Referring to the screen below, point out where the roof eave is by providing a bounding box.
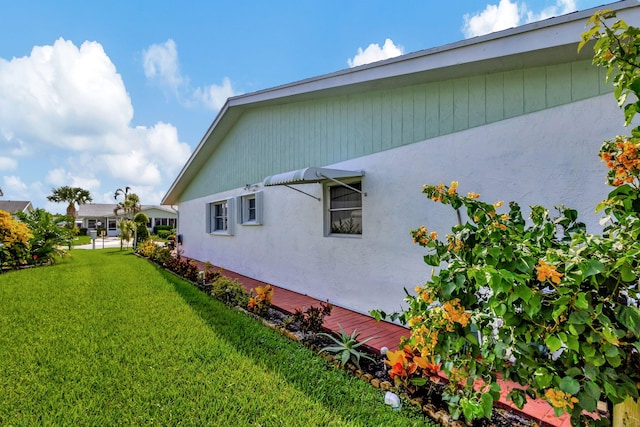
[161,0,639,206]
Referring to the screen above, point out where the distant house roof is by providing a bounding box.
[0,200,33,214]
[77,204,177,218]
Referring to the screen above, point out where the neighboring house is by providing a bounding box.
[77,204,177,237]
[0,201,34,217]
[162,1,640,316]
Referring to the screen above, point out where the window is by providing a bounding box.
[88,219,97,229]
[238,191,263,225]
[327,181,362,235]
[108,219,117,230]
[207,198,234,235]
[154,218,177,228]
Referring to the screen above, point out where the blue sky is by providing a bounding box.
[0,0,612,213]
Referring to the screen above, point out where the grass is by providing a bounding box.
[0,250,433,426]
[70,235,91,245]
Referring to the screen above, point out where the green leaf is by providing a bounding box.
[565,335,579,352]
[615,305,640,338]
[569,310,591,325]
[545,335,563,352]
[552,305,568,321]
[411,377,428,386]
[620,262,637,282]
[574,292,589,310]
[578,393,597,412]
[494,303,507,316]
[506,389,527,409]
[524,292,542,317]
[534,368,553,389]
[423,254,440,266]
[481,393,493,419]
[559,376,580,395]
[581,259,605,278]
[514,285,533,303]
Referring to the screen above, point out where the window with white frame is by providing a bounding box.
[238,191,263,225]
[327,181,362,235]
[207,198,234,235]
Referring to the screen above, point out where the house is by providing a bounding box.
[0,201,34,217]
[76,204,177,237]
[162,1,639,316]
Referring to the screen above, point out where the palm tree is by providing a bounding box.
[113,186,141,219]
[47,186,92,221]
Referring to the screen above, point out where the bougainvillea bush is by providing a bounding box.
[372,11,640,427]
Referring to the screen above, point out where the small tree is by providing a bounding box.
[117,219,135,250]
[133,212,150,246]
[47,186,92,221]
[113,187,141,219]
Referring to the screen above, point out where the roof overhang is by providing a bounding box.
[160,0,640,206]
[263,167,364,186]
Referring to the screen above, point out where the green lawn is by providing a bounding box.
[0,250,431,426]
[70,235,91,245]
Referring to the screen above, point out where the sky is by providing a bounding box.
[0,0,615,213]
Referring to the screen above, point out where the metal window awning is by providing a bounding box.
[263,167,365,200]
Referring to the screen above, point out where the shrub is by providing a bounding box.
[157,230,172,239]
[371,12,640,426]
[153,246,173,265]
[137,240,157,258]
[79,227,88,236]
[165,256,200,282]
[291,302,333,335]
[247,284,274,317]
[136,223,150,244]
[16,208,73,265]
[319,324,375,370]
[153,225,173,235]
[210,275,250,307]
[0,209,32,268]
[202,262,221,284]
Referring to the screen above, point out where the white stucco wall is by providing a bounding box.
[177,94,628,316]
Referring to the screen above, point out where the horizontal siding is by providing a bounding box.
[181,59,610,202]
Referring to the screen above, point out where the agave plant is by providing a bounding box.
[319,324,375,369]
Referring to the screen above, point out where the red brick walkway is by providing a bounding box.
[189,258,571,427]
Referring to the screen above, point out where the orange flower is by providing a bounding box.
[448,181,458,196]
[545,388,579,410]
[536,260,563,284]
[467,192,480,199]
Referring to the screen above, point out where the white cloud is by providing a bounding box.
[3,175,28,194]
[142,39,185,94]
[193,77,236,110]
[0,157,17,171]
[0,38,133,152]
[526,0,576,22]
[348,39,404,68]
[143,39,239,111]
[462,0,579,38]
[45,168,101,192]
[0,38,193,209]
[462,0,521,38]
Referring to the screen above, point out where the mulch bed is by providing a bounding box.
[258,306,536,427]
